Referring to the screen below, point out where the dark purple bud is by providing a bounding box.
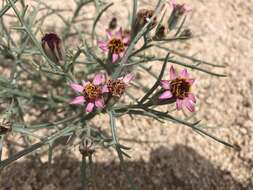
[108,17,117,30]
[155,25,166,39]
[41,33,65,64]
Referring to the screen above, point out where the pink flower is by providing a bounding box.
[106,73,134,97]
[98,27,130,63]
[159,66,196,112]
[69,74,108,113]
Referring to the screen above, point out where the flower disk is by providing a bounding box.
[84,83,102,101]
[170,78,191,99]
[108,38,125,54]
[107,79,126,97]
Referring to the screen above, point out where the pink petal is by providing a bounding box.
[187,79,195,85]
[95,98,105,109]
[160,80,170,90]
[188,93,196,103]
[170,66,177,80]
[123,73,134,84]
[70,83,84,93]
[82,80,89,87]
[159,91,173,100]
[119,52,124,58]
[184,5,192,12]
[180,69,189,78]
[176,99,183,110]
[115,27,123,39]
[98,40,108,52]
[102,85,109,93]
[168,0,177,8]
[70,96,85,105]
[86,102,94,112]
[123,36,130,45]
[106,30,112,39]
[93,73,104,85]
[112,54,119,63]
[184,98,195,112]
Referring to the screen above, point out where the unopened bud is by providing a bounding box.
[167,3,189,30]
[155,25,166,39]
[41,33,65,64]
[133,9,157,35]
[79,138,95,157]
[108,17,117,30]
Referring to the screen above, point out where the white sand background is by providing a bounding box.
[1,0,253,189]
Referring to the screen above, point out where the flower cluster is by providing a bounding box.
[70,73,134,112]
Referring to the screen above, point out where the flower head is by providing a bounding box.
[70,74,108,113]
[159,66,196,112]
[41,33,65,64]
[98,28,130,63]
[106,73,134,97]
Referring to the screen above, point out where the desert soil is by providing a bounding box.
[0,0,253,189]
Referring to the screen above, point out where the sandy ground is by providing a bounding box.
[1,0,253,189]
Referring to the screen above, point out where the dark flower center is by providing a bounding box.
[108,38,125,54]
[42,33,61,50]
[84,83,101,101]
[107,79,126,97]
[170,78,191,99]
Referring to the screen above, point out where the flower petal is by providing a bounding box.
[168,0,177,8]
[82,80,90,87]
[160,80,170,90]
[95,98,105,109]
[188,93,196,103]
[180,69,189,78]
[98,40,108,52]
[185,98,195,112]
[93,73,105,85]
[159,91,173,100]
[123,73,134,84]
[70,96,85,105]
[187,79,195,85]
[123,36,130,45]
[86,102,94,112]
[184,5,192,12]
[102,85,109,93]
[170,66,177,80]
[112,53,119,63]
[115,27,123,39]
[176,99,183,110]
[70,83,84,93]
[119,52,124,58]
[106,30,112,39]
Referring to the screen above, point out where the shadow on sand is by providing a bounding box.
[0,144,251,190]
